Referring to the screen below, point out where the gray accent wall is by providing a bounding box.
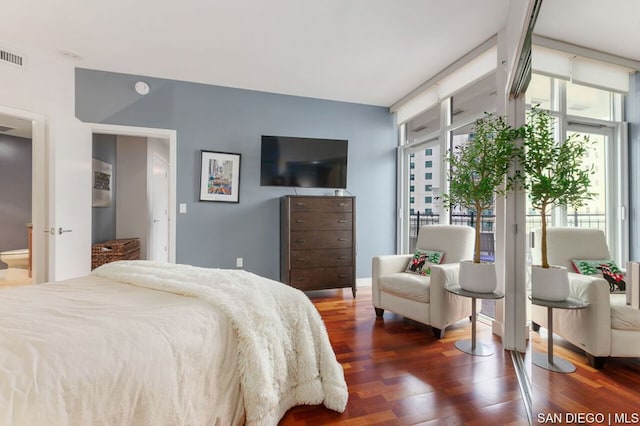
[628,71,640,260]
[0,134,32,265]
[92,133,117,244]
[76,69,397,280]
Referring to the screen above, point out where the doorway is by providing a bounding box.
[0,105,46,284]
[89,123,177,264]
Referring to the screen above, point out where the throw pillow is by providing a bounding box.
[571,259,626,293]
[405,250,444,276]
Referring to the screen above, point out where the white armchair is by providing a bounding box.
[531,227,640,368]
[372,225,475,339]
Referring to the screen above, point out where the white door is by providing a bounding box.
[150,152,169,262]
[48,118,92,280]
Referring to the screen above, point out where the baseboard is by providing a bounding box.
[357,277,372,287]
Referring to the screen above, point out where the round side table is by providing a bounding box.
[529,296,589,373]
[446,286,504,356]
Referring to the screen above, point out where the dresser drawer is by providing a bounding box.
[290,267,353,290]
[290,212,352,231]
[290,248,352,268]
[290,230,352,250]
[289,197,352,212]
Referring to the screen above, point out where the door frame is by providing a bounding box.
[88,123,177,263]
[0,104,47,283]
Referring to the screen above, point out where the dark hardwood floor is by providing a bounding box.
[280,286,529,425]
[530,329,640,425]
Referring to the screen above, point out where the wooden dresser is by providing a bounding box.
[280,195,356,297]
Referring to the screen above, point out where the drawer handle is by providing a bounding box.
[296,277,306,281]
[295,239,306,243]
[296,220,305,223]
[296,202,305,207]
[338,274,347,278]
[337,238,347,241]
[296,258,306,262]
[337,256,347,260]
[338,203,346,207]
[337,219,347,223]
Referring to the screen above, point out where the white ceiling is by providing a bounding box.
[535,0,640,63]
[1,0,510,107]
[1,0,639,141]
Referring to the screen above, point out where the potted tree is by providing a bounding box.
[441,112,520,293]
[521,106,595,301]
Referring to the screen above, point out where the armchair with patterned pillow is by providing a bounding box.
[531,227,640,368]
[372,225,475,339]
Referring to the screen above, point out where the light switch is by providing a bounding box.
[179,203,187,213]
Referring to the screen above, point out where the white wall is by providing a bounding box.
[0,47,90,282]
[0,49,75,116]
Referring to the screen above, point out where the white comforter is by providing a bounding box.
[0,261,348,426]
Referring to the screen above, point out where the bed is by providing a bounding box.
[0,261,348,425]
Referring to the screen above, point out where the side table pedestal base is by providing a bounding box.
[532,351,576,373]
[454,339,494,356]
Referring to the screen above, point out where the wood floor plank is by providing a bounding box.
[281,286,640,425]
[531,329,640,423]
[279,286,529,425]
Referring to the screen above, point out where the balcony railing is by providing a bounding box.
[409,211,606,255]
[409,212,495,239]
[409,212,495,258]
[410,211,605,238]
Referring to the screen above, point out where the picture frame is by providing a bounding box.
[199,150,241,203]
[92,158,113,207]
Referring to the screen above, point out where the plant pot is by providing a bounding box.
[459,260,497,293]
[531,264,570,301]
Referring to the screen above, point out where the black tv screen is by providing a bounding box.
[260,135,348,189]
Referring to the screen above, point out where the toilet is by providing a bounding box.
[0,248,29,270]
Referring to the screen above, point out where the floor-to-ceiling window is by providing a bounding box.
[400,73,499,317]
[524,72,628,265]
[404,140,440,253]
[401,104,441,254]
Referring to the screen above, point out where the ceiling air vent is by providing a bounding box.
[0,47,25,68]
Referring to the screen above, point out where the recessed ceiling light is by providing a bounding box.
[60,50,83,60]
[135,81,150,95]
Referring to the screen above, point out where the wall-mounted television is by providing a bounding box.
[260,135,348,189]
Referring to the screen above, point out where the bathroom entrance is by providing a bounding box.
[0,112,35,287]
[0,108,177,285]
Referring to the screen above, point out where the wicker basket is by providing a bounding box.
[91,238,140,270]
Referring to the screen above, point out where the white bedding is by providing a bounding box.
[0,261,348,425]
[0,274,244,425]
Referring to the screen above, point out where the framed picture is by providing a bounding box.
[92,159,113,207]
[199,150,241,203]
